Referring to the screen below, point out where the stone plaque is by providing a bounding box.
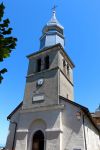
[33,95,44,102]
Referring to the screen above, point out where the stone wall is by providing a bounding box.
[61,103,84,150]
[23,68,59,109]
[84,115,100,150]
[61,102,100,150]
[59,71,74,101]
[14,107,62,150]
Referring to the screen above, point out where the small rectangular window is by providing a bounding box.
[37,58,41,72]
[44,56,49,69]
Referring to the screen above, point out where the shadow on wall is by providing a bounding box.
[62,103,82,134]
[46,131,60,140]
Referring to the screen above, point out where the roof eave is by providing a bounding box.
[59,96,100,133]
[26,43,75,68]
[7,102,23,120]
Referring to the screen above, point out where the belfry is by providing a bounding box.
[6,8,100,150]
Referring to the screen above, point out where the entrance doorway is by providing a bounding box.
[32,130,44,150]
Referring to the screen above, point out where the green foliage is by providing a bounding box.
[0,3,17,83]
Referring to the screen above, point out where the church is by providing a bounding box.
[5,8,100,150]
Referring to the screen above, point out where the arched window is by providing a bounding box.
[67,64,70,77]
[32,130,44,150]
[44,56,49,69]
[63,59,66,74]
[37,58,41,72]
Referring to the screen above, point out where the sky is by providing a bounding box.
[0,0,100,146]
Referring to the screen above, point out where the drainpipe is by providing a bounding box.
[10,121,17,150]
[82,115,87,150]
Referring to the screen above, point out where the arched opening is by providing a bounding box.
[32,130,44,150]
[44,55,49,69]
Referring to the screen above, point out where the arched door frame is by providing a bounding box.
[27,119,46,150]
[28,129,46,150]
[32,130,45,150]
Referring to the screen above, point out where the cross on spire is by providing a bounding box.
[52,5,57,13]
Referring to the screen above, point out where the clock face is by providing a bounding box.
[37,79,44,86]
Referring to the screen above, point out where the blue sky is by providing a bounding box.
[0,0,100,146]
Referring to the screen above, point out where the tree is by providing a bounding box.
[0,3,17,83]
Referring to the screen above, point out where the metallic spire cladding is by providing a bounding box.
[40,8,65,49]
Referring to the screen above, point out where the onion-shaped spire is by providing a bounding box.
[47,5,64,30]
[40,6,65,49]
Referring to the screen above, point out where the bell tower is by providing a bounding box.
[6,7,100,150]
[22,9,74,109]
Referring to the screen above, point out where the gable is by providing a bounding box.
[7,102,22,120]
[59,95,100,133]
